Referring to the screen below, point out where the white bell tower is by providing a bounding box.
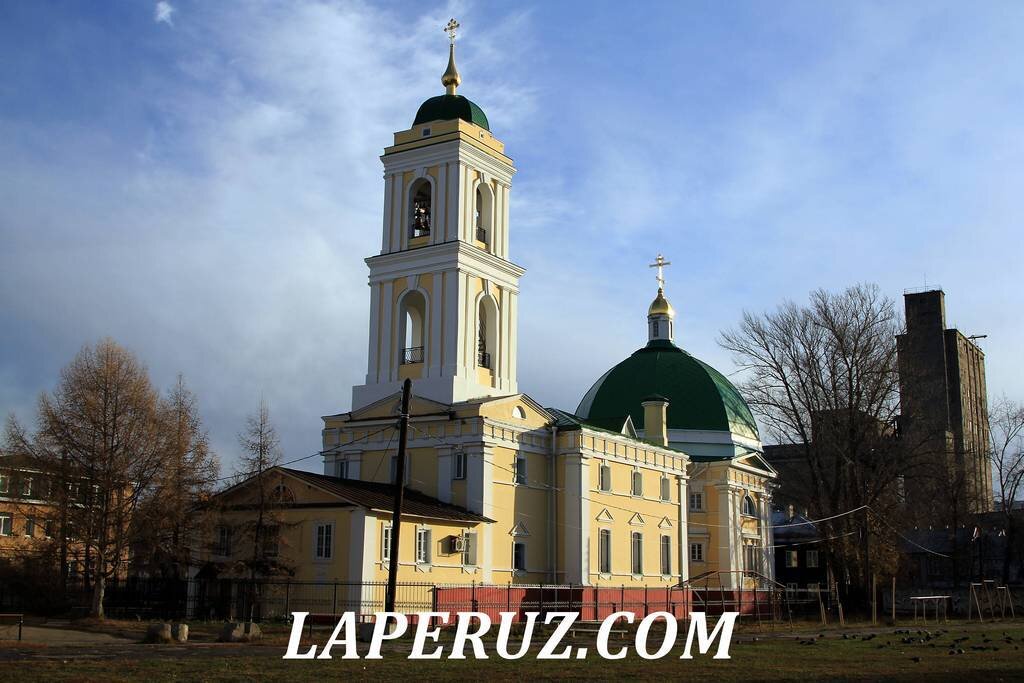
[352,20,523,410]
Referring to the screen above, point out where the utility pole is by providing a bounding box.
[385,378,412,614]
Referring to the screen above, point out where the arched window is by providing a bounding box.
[399,290,427,364]
[409,179,432,238]
[477,296,497,370]
[512,406,526,419]
[474,184,492,247]
[269,485,294,504]
[742,495,757,517]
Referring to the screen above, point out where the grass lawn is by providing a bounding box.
[4,619,1024,681]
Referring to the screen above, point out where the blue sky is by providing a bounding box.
[2,1,1022,474]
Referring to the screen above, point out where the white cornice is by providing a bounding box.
[366,240,525,290]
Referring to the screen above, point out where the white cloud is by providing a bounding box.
[155,1,175,26]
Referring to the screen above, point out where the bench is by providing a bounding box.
[0,613,24,642]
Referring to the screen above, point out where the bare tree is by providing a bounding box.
[720,284,911,603]
[234,398,285,579]
[37,339,166,618]
[988,396,1024,583]
[134,375,220,578]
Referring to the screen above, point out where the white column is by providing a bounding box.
[501,184,511,257]
[498,286,510,391]
[379,280,394,383]
[392,175,405,252]
[507,291,518,392]
[381,174,395,253]
[716,484,739,589]
[759,493,773,580]
[676,475,689,583]
[435,163,448,244]
[563,454,590,584]
[428,271,444,377]
[466,446,494,582]
[442,269,460,378]
[366,283,381,383]
[447,162,459,242]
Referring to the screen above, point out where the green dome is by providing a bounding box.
[413,94,490,130]
[576,340,759,440]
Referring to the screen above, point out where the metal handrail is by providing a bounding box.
[402,346,424,364]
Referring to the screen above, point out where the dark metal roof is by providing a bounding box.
[413,94,489,130]
[281,468,494,524]
[576,339,759,440]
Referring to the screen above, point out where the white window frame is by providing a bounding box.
[381,524,392,563]
[314,522,334,561]
[336,459,349,479]
[660,476,671,502]
[660,535,672,576]
[806,549,819,568]
[689,492,703,511]
[24,517,35,538]
[599,528,612,574]
[742,495,757,517]
[0,474,8,494]
[22,476,33,497]
[452,451,466,480]
[631,531,643,576]
[785,550,798,568]
[512,540,527,573]
[689,542,704,563]
[0,514,13,536]
[599,463,611,492]
[415,527,432,565]
[514,455,527,485]
[631,470,643,497]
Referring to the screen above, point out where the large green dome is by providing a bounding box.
[576,339,759,440]
[413,94,490,130]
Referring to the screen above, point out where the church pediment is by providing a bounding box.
[344,392,452,422]
[620,415,638,438]
[595,508,614,523]
[658,516,673,529]
[734,452,777,477]
[628,512,646,526]
[509,521,531,537]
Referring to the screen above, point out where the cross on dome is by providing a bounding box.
[445,18,460,43]
[649,253,672,291]
[441,18,462,94]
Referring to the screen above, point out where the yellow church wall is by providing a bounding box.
[365,512,488,583]
[586,454,680,586]
[486,443,550,584]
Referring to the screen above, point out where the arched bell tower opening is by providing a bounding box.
[398,289,428,366]
[477,295,498,376]
[474,183,493,249]
[409,178,433,239]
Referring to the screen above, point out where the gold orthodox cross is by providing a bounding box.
[445,18,460,44]
[649,254,672,290]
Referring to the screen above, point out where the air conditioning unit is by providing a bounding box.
[449,536,466,553]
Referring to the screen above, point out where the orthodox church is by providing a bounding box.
[207,22,776,591]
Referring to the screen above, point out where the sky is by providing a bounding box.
[2,1,1023,476]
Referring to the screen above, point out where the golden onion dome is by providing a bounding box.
[648,288,674,317]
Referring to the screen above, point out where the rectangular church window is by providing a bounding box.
[599,529,612,574]
[599,464,611,491]
[631,532,643,576]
